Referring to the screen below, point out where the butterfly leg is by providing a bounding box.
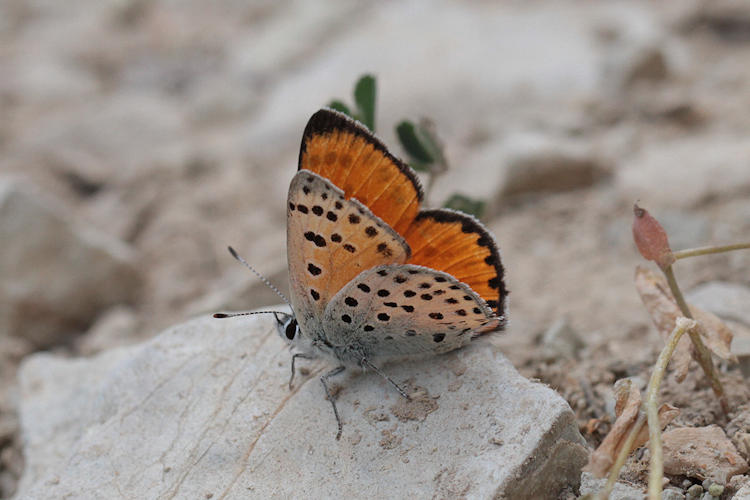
[361,358,411,401]
[320,365,346,440]
[289,353,314,390]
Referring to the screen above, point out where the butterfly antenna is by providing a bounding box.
[213,310,290,319]
[226,246,290,305]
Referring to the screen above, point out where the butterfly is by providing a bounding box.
[218,109,507,439]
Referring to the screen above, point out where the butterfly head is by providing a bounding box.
[273,312,299,343]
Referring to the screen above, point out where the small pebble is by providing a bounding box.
[707,483,723,497]
[662,488,685,500]
[686,484,703,499]
[701,479,713,490]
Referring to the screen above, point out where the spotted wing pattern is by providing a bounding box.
[323,264,504,358]
[287,170,410,338]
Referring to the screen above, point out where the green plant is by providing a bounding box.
[328,75,485,218]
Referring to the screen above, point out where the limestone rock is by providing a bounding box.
[687,282,750,327]
[498,133,611,200]
[0,178,140,347]
[662,425,749,483]
[15,314,588,499]
[579,471,646,499]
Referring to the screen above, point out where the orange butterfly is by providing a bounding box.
[220,109,507,439]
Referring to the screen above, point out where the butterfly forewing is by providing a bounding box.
[323,264,503,358]
[299,109,423,236]
[287,170,410,337]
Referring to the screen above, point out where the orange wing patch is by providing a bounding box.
[404,209,506,316]
[299,109,423,236]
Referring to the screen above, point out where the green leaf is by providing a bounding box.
[328,100,352,117]
[443,194,486,218]
[353,75,376,131]
[396,121,435,164]
[414,121,445,166]
[408,160,431,173]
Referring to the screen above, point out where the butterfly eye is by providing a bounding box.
[285,319,298,340]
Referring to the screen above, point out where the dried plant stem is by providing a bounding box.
[662,265,729,414]
[596,414,647,500]
[672,242,750,260]
[645,318,696,499]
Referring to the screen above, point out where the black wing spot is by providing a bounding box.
[404,290,416,297]
[429,312,444,320]
[313,235,326,247]
[307,263,322,276]
[348,214,361,224]
[376,243,392,257]
[345,297,358,307]
[377,269,388,276]
[406,330,417,337]
[341,314,352,324]
[343,244,356,253]
[433,289,445,296]
[434,276,447,283]
[384,335,394,340]
[326,211,338,222]
[365,226,377,237]
[384,302,397,308]
[289,203,296,211]
[377,313,390,322]
[394,275,407,284]
[401,305,414,312]
[303,186,310,195]
[420,293,433,301]
[377,289,390,297]
[446,298,459,304]
[297,204,309,214]
[335,201,343,210]
[473,307,481,314]
[331,233,342,243]
[455,309,467,316]
[407,270,419,275]
[433,333,445,343]
[357,283,371,293]
[304,231,315,241]
[321,192,328,200]
[419,282,431,289]
[312,205,323,216]
[449,285,461,290]
[310,289,320,301]
[364,325,374,332]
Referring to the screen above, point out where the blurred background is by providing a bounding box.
[2,1,750,497]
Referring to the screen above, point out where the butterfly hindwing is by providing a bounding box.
[404,209,507,317]
[287,170,410,337]
[323,264,503,358]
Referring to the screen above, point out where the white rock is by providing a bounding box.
[15,314,588,499]
[616,134,750,208]
[579,471,646,499]
[686,282,750,327]
[0,178,140,347]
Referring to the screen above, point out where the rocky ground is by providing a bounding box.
[1,1,750,498]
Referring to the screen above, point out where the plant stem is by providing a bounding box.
[662,265,730,414]
[673,242,750,260]
[596,414,647,500]
[645,318,696,499]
